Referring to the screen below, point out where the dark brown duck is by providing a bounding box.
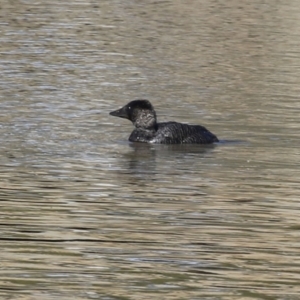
[110,99,219,144]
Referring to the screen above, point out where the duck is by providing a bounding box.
[109,99,218,144]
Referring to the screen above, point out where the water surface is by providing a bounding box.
[1,0,300,299]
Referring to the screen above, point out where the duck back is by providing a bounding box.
[129,122,218,144]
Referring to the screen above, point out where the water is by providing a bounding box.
[1,0,300,299]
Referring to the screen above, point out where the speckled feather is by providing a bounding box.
[129,122,218,144]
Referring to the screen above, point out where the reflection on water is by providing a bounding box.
[1,0,300,299]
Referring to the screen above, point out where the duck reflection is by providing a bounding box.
[122,142,216,181]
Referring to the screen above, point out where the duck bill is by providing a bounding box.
[109,107,128,119]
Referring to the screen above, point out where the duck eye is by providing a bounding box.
[128,106,131,110]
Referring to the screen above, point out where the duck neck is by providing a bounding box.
[134,111,157,131]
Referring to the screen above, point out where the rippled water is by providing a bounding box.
[1,0,300,299]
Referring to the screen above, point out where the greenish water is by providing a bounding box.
[1,0,300,299]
